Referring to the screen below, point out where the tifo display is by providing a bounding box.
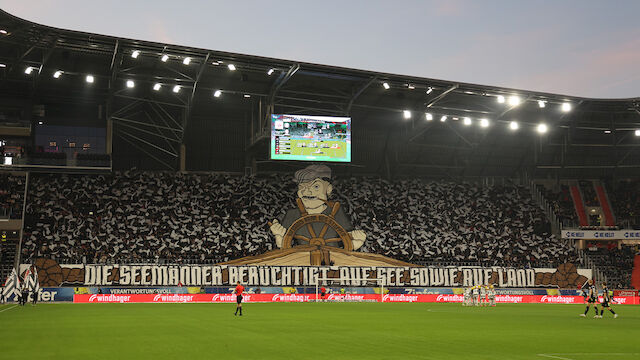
[270,114,351,162]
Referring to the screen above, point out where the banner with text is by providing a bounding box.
[73,293,640,305]
[562,230,640,240]
[27,261,591,289]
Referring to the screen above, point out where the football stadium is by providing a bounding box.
[1,3,640,359]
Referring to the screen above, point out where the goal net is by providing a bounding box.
[314,276,385,302]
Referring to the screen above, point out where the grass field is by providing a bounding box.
[289,139,347,159]
[1,303,639,359]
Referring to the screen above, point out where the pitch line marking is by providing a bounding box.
[537,354,573,360]
[538,354,640,359]
[0,305,18,313]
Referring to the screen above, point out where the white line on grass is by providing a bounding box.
[538,354,640,359]
[538,354,573,360]
[0,305,18,313]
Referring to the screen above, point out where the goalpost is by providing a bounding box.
[314,276,385,302]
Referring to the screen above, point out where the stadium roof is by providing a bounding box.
[1,9,639,179]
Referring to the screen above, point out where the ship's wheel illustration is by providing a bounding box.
[275,199,353,265]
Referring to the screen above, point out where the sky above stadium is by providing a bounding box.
[3,0,639,99]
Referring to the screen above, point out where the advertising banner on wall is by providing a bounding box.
[561,230,640,240]
[73,293,640,305]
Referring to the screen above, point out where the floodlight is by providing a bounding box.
[214,90,222,97]
[425,113,433,121]
[53,70,63,78]
[497,95,505,103]
[126,80,135,88]
[131,50,140,58]
[228,64,236,71]
[403,110,411,119]
[183,57,191,65]
[463,117,472,126]
[153,83,161,91]
[86,75,94,83]
[509,121,519,130]
[173,85,180,93]
[561,102,571,112]
[382,82,390,89]
[508,96,521,106]
[480,118,490,128]
[537,123,548,133]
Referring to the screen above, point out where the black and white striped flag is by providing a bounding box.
[1,268,21,301]
[25,267,40,294]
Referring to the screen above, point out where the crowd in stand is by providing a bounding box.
[609,180,640,228]
[585,243,637,289]
[21,172,579,269]
[0,173,25,219]
[579,180,600,207]
[538,185,578,227]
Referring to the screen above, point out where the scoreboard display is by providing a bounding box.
[270,114,351,162]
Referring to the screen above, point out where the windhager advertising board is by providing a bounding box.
[74,293,640,304]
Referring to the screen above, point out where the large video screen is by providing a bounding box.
[270,114,351,162]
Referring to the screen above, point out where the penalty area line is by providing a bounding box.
[0,305,19,313]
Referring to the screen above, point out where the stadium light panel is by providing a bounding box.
[382,82,390,89]
[635,129,640,137]
[403,110,411,119]
[267,68,275,75]
[86,75,94,83]
[213,90,222,97]
[497,95,505,103]
[463,117,472,126]
[38,121,43,125]
[508,96,521,106]
[183,57,191,65]
[0,63,6,68]
[153,83,161,91]
[126,80,135,88]
[53,70,63,79]
[131,50,140,58]
[440,115,447,122]
[172,85,180,93]
[407,84,415,90]
[509,121,519,130]
[561,102,571,112]
[426,87,433,94]
[425,113,433,121]
[537,123,548,134]
[244,94,251,98]
[161,54,169,62]
[604,130,611,134]
[479,118,490,128]
[228,64,236,71]
[24,66,33,74]
[0,29,7,35]
[538,100,546,108]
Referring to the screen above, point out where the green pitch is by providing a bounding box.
[288,139,347,159]
[1,303,639,359]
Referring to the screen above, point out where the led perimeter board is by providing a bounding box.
[270,114,351,162]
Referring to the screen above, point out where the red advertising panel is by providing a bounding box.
[73,294,640,304]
